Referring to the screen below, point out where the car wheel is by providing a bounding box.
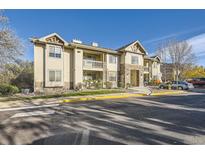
[159,85,163,89]
[178,86,183,90]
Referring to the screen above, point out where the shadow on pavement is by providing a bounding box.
[31,131,124,145]
[0,93,205,144]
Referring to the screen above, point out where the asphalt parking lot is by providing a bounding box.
[0,91,205,145]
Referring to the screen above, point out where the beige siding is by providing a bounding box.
[125,52,143,66]
[106,54,119,71]
[64,48,73,88]
[34,44,45,91]
[73,49,83,87]
[106,54,119,87]
[45,44,64,87]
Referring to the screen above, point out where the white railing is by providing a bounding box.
[144,66,149,72]
[83,59,103,69]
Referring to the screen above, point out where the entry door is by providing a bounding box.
[130,70,139,87]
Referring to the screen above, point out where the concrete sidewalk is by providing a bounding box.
[0,90,187,110]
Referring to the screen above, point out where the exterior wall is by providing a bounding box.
[120,52,144,87]
[34,43,45,92]
[73,49,83,88]
[64,48,72,89]
[106,54,119,87]
[45,44,64,88]
[151,61,162,81]
[124,52,144,66]
[144,59,162,82]
[34,43,74,93]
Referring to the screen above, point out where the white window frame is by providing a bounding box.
[153,62,157,68]
[109,55,117,64]
[49,45,62,58]
[49,70,62,82]
[131,56,139,64]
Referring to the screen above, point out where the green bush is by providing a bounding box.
[119,82,125,88]
[94,80,103,89]
[0,84,19,96]
[126,83,131,89]
[104,81,113,89]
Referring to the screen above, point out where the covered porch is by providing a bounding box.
[130,70,140,87]
[83,70,103,81]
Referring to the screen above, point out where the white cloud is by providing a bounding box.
[187,33,205,66]
[143,26,205,45]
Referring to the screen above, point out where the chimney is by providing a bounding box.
[72,39,82,44]
[91,42,98,47]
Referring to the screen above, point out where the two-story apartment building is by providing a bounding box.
[31,33,161,93]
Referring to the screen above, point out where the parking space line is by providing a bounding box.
[0,104,59,112]
[10,110,55,118]
[80,129,90,145]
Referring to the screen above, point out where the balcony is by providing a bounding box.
[144,66,150,73]
[83,59,103,70]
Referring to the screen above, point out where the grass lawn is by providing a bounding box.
[0,89,126,102]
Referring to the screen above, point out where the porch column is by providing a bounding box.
[103,53,107,87]
[73,48,83,88]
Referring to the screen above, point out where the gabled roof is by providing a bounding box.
[150,55,161,62]
[145,55,161,63]
[30,33,68,45]
[117,40,148,55]
[39,33,68,44]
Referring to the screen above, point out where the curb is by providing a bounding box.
[151,91,186,96]
[61,91,186,103]
[62,93,146,103]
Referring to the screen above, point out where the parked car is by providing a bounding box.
[159,81,194,90]
[187,78,205,87]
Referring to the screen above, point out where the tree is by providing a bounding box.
[0,10,24,69]
[157,42,170,82]
[157,39,196,82]
[181,66,205,79]
[0,60,34,91]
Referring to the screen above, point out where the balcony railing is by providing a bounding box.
[83,59,103,69]
[144,66,149,72]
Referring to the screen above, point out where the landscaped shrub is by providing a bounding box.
[83,80,103,89]
[125,83,131,89]
[83,80,92,89]
[119,82,125,88]
[94,80,103,89]
[75,82,84,91]
[104,81,113,89]
[0,84,19,96]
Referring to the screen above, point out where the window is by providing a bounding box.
[153,62,157,68]
[49,45,62,58]
[49,71,55,82]
[49,70,62,82]
[55,71,62,82]
[109,55,117,64]
[108,72,117,81]
[131,56,138,64]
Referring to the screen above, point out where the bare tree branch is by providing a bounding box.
[156,39,196,81]
[0,10,24,70]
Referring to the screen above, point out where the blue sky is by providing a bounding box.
[5,9,205,66]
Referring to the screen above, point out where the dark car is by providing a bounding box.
[187,78,205,87]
